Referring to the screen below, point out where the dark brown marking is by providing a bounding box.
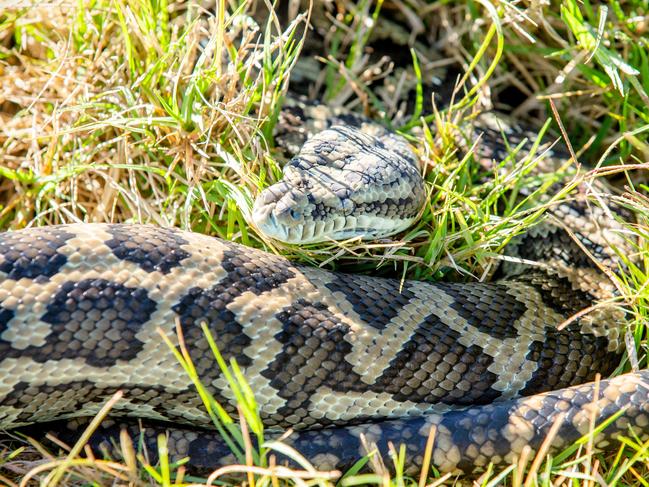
[262,299,365,427]
[105,225,191,274]
[375,311,502,405]
[0,227,74,281]
[513,271,597,318]
[172,246,296,383]
[325,274,415,331]
[0,279,156,366]
[510,226,606,270]
[438,282,527,340]
[521,324,618,395]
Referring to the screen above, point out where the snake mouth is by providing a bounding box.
[251,208,316,244]
[252,206,414,244]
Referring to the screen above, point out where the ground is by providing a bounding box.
[0,0,648,485]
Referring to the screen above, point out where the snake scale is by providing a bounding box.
[0,99,646,476]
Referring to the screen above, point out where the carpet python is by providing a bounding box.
[0,101,645,476]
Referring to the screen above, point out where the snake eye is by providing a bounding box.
[289,209,301,221]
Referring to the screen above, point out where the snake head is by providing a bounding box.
[252,125,424,244]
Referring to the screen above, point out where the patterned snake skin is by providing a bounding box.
[0,106,645,475]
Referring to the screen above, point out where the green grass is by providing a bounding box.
[1,0,648,485]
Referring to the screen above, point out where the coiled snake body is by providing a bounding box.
[0,105,645,475]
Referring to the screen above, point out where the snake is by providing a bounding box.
[0,98,646,477]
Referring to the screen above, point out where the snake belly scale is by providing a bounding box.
[0,108,647,475]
